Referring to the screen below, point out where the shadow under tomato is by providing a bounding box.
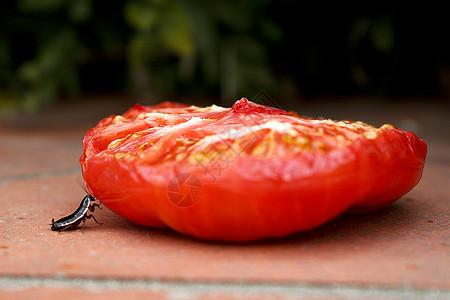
[94,196,437,247]
[257,197,444,248]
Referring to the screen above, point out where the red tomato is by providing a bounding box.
[80,98,427,241]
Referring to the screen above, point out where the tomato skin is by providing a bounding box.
[80,98,427,241]
[345,128,427,213]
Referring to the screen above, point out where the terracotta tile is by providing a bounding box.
[0,288,356,300]
[0,98,130,181]
[0,287,351,300]
[0,287,167,300]
[0,162,448,290]
[0,99,448,298]
[0,128,83,180]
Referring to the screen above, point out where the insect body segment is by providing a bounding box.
[51,194,102,231]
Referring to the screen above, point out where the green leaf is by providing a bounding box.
[124,0,159,31]
[68,0,92,23]
[370,18,394,53]
[158,2,194,56]
[127,34,155,65]
[17,61,42,82]
[22,83,57,112]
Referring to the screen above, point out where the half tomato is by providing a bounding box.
[80,98,427,241]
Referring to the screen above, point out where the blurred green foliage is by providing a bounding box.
[123,0,281,104]
[0,2,448,112]
[0,0,281,111]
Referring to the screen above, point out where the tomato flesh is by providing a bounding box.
[80,98,427,241]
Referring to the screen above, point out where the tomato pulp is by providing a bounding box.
[80,98,427,241]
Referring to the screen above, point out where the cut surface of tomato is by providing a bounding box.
[80,98,427,241]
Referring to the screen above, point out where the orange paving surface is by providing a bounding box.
[1,98,449,299]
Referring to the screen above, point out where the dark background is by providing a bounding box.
[0,1,448,112]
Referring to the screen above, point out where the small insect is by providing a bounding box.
[51,194,102,231]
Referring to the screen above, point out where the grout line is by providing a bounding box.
[0,276,448,299]
[0,168,81,183]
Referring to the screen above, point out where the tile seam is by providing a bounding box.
[0,276,448,299]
